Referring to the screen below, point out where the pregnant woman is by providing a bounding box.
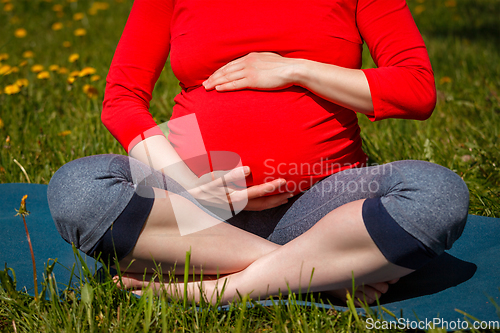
[48,0,469,304]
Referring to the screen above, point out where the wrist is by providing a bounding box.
[291,58,314,88]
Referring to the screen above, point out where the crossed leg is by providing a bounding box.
[117,190,413,305]
[48,155,468,305]
[116,160,469,305]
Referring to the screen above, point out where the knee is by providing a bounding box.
[47,158,87,249]
[414,161,469,223]
[388,161,470,253]
[433,165,469,251]
[47,154,132,252]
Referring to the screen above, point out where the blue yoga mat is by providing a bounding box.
[1,183,99,295]
[1,183,499,324]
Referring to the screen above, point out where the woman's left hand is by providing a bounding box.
[203,52,299,92]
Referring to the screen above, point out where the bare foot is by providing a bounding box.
[112,272,225,298]
[326,278,400,306]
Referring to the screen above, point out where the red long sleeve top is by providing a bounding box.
[102,0,436,193]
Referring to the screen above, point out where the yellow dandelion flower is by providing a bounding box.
[67,76,75,84]
[0,65,11,75]
[19,60,28,67]
[68,53,79,63]
[14,28,27,38]
[31,64,44,73]
[58,130,72,136]
[445,0,456,7]
[15,78,29,87]
[413,5,425,15]
[0,118,3,129]
[58,67,69,74]
[83,84,98,98]
[87,7,97,15]
[4,84,20,95]
[93,2,109,10]
[3,3,13,11]
[73,28,86,36]
[62,41,72,48]
[10,66,19,73]
[73,12,84,20]
[67,0,77,2]
[49,64,60,71]
[90,74,100,82]
[69,70,80,77]
[52,4,63,11]
[37,71,50,79]
[439,76,452,84]
[79,67,96,77]
[22,50,35,58]
[52,22,64,31]
[0,53,8,61]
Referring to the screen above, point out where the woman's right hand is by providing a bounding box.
[188,166,293,213]
[129,135,293,213]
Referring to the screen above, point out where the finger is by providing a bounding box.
[364,282,390,294]
[204,74,246,91]
[214,61,245,77]
[223,166,250,183]
[387,278,400,284]
[223,167,251,189]
[204,63,246,89]
[197,169,239,188]
[214,78,251,91]
[243,178,288,199]
[353,290,372,305]
[198,167,248,191]
[114,275,147,290]
[208,68,244,86]
[354,287,380,305]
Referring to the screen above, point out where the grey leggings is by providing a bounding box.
[47,154,469,269]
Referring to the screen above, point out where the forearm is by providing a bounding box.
[292,59,374,115]
[203,52,374,116]
[129,134,200,190]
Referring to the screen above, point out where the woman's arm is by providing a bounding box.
[203,0,436,121]
[202,52,374,115]
[102,0,173,151]
[102,0,292,211]
[129,134,292,212]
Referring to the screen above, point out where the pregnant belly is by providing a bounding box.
[169,86,366,194]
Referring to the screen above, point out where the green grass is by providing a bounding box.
[1,0,500,331]
[1,251,399,333]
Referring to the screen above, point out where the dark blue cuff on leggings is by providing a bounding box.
[90,185,155,263]
[362,197,437,270]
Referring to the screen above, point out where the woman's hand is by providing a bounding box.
[188,166,293,213]
[204,51,374,115]
[203,52,300,92]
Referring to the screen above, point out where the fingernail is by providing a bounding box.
[281,200,288,205]
[243,166,250,174]
[288,193,294,198]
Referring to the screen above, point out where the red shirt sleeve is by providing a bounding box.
[358,0,437,121]
[102,0,173,152]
